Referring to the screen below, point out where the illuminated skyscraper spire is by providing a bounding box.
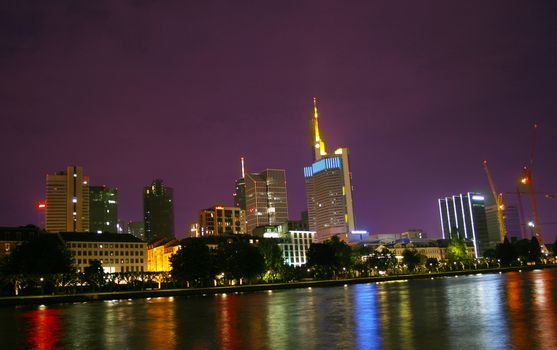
[312,97,327,161]
[241,157,245,178]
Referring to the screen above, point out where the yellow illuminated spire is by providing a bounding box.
[312,97,327,161]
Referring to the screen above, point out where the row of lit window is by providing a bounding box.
[71,250,144,256]
[69,242,144,249]
[74,258,144,265]
[284,251,305,257]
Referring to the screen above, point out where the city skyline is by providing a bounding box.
[1,1,557,241]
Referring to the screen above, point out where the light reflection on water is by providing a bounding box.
[2,269,556,349]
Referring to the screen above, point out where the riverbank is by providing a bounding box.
[1,264,555,307]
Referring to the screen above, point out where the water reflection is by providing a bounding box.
[506,272,529,350]
[4,269,557,349]
[216,294,239,349]
[352,284,381,350]
[145,297,177,349]
[530,270,557,349]
[23,306,62,349]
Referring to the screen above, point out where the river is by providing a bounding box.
[1,268,556,349]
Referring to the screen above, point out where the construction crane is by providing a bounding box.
[521,122,549,254]
[482,160,506,241]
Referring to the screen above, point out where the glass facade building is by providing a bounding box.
[245,169,289,234]
[89,186,118,233]
[438,192,489,257]
[143,179,174,242]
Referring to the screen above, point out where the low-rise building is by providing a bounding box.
[147,239,180,272]
[360,238,476,262]
[0,225,42,259]
[279,231,315,267]
[253,223,315,266]
[59,232,147,273]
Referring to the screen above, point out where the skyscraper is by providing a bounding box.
[89,185,118,233]
[143,179,174,241]
[127,220,145,240]
[485,204,503,249]
[503,204,522,240]
[304,98,355,242]
[245,169,289,234]
[438,192,489,257]
[45,165,90,233]
[233,157,246,210]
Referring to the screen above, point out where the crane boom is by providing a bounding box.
[522,122,548,254]
[482,160,506,241]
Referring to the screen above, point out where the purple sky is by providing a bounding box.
[2,1,557,242]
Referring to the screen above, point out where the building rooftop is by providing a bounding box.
[0,225,43,241]
[58,232,144,243]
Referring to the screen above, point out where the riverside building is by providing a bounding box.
[60,232,147,273]
[438,192,489,257]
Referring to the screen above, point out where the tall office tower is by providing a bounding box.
[485,204,502,248]
[233,157,246,210]
[89,185,118,233]
[45,166,90,233]
[143,179,174,241]
[304,98,355,242]
[503,204,522,240]
[245,169,289,234]
[198,205,246,236]
[127,220,145,240]
[438,192,489,257]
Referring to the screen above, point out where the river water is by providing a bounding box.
[1,269,556,349]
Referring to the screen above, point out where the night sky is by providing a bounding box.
[2,1,557,241]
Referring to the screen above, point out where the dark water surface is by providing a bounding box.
[1,269,556,349]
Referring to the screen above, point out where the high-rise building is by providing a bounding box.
[233,157,247,210]
[143,179,174,241]
[45,166,90,233]
[245,169,289,234]
[503,204,523,240]
[438,192,489,257]
[127,220,145,240]
[198,205,246,236]
[89,186,118,233]
[304,98,355,242]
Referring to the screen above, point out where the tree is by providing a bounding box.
[447,236,468,262]
[84,260,105,291]
[495,237,517,266]
[307,243,336,279]
[329,235,353,274]
[402,249,425,272]
[0,235,73,295]
[223,241,265,284]
[170,238,212,287]
[426,257,439,271]
[259,239,285,281]
[529,237,542,263]
[363,247,397,275]
[483,249,496,259]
